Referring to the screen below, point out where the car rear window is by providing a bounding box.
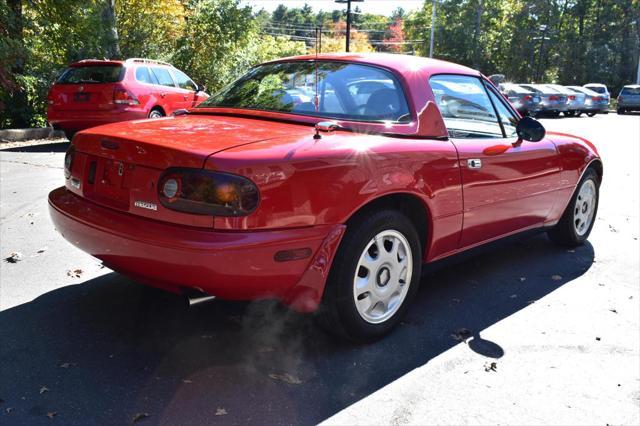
[586,86,606,94]
[198,61,411,123]
[57,66,124,84]
[621,87,640,95]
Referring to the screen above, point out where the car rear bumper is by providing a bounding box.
[47,108,148,133]
[48,187,345,312]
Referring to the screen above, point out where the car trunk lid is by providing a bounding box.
[48,63,125,111]
[68,115,312,223]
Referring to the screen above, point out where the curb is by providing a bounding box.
[0,128,66,143]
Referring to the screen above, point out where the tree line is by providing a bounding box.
[1,0,638,129]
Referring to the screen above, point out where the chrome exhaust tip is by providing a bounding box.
[184,289,216,307]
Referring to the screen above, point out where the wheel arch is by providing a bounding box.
[150,105,166,116]
[344,192,432,259]
[588,158,603,184]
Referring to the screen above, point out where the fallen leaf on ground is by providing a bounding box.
[5,252,23,263]
[526,300,536,305]
[182,379,193,384]
[59,362,75,368]
[609,309,618,314]
[596,337,601,341]
[215,408,227,416]
[510,294,518,299]
[567,249,575,253]
[484,361,497,372]
[451,298,461,303]
[451,328,472,342]
[66,269,83,278]
[36,247,47,254]
[551,274,562,281]
[131,412,150,423]
[268,373,303,385]
[5,407,13,414]
[609,224,618,232]
[39,386,49,394]
[46,412,57,419]
[519,277,526,282]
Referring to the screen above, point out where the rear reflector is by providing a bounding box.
[274,248,313,262]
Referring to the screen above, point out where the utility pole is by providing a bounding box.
[336,0,363,52]
[429,0,437,57]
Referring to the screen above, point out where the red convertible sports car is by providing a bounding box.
[49,53,602,340]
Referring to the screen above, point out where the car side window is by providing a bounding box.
[172,69,197,91]
[135,66,154,84]
[430,74,503,139]
[150,67,176,88]
[486,85,518,138]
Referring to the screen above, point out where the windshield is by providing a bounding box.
[57,65,124,84]
[198,61,411,123]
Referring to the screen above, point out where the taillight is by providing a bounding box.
[113,87,139,105]
[523,95,532,101]
[64,145,75,179]
[568,95,576,100]
[549,95,559,101]
[158,168,260,216]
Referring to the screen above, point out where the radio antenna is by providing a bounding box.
[314,26,319,112]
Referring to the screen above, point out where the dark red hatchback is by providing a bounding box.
[47,58,209,139]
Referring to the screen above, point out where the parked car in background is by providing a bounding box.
[49,53,602,340]
[616,85,640,114]
[583,83,610,103]
[543,84,585,117]
[47,58,209,140]
[566,86,610,116]
[519,84,568,117]
[498,83,541,116]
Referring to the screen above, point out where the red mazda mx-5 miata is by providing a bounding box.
[49,53,602,340]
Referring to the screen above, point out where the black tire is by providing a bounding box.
[148,108,164,119]
[617,108,625,115]
[547,168,600,247]
[586,112,597,117]
[564,111,575,117]
[316,209,422,341]
[576,111,583,117]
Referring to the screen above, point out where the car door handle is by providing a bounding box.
[467,159,482,169]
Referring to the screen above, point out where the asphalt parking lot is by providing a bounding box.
[1,113,639,425]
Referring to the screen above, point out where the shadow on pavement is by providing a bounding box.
[0,234,594,425]
[1,141,69,153]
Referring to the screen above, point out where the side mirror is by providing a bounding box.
[516,116,545,142]
[196,83,206,93]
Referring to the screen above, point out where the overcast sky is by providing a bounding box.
[242,0,425,17]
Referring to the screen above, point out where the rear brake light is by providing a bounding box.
[523,95,532,101]
[568,95,576,100]
[158,168,259,216]
[549,95,559,101]
[64,145,75,179]
[113,87,139,105]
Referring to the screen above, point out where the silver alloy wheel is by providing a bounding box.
[149,110,163,118]
[353,230,413,324]
[574,179,597,236]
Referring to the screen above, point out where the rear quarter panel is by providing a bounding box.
[205,131,464,261]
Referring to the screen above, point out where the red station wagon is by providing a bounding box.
[47,58,209,139]
[49,53,602,340]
